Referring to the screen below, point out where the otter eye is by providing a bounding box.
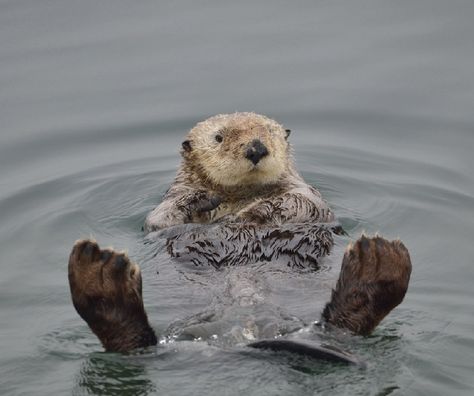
[215,134,223,143]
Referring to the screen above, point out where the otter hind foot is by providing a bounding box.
[322,235,411,335]
[68,240,157,352]
[248,339,364,366]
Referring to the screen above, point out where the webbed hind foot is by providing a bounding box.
[322,235,411,335]
[68,240,157,352]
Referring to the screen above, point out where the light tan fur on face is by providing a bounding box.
[184,112,290,187]
[144,112,335,231]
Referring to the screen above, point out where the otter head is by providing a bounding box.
[68,240,157,352]
[181,112,292,187]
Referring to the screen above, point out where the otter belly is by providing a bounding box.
[154,222,337,269]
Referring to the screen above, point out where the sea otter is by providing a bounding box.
[68,113,411,360]
[144,112,334,231]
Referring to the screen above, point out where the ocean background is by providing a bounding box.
[1,1,473,395]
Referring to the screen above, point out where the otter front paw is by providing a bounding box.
[189,194,222,213]
[322,235,411,335]
[236,200,275,224]
[146,193,222,231]
[182,192,222,224]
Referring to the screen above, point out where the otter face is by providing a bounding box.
[182,113,292,187]
[68,240,144,325]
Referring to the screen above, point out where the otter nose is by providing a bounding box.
[245,139,269,165]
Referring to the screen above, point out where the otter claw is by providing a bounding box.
[114,255,129,271]
[193,196,222,213]
[74,240,100,262]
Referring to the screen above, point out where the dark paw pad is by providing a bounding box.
[192,196,222,213]
[74,240,100,263]
[114,254,129,271]
[100,250,113,263]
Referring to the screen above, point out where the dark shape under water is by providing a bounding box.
[248,339,365,367]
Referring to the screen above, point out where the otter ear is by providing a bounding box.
[285,129,291,140]
[182,140,192,153]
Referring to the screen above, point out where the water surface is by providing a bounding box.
[1,1,474,395]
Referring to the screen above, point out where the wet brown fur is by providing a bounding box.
[322,235,411,335]
[166,223,336,268]
[68,240,157,352]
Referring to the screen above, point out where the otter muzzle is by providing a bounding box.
[245,139,269,165]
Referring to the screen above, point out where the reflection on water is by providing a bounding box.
[75,354,155,396]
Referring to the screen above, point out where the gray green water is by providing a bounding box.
[1,1,474,395]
